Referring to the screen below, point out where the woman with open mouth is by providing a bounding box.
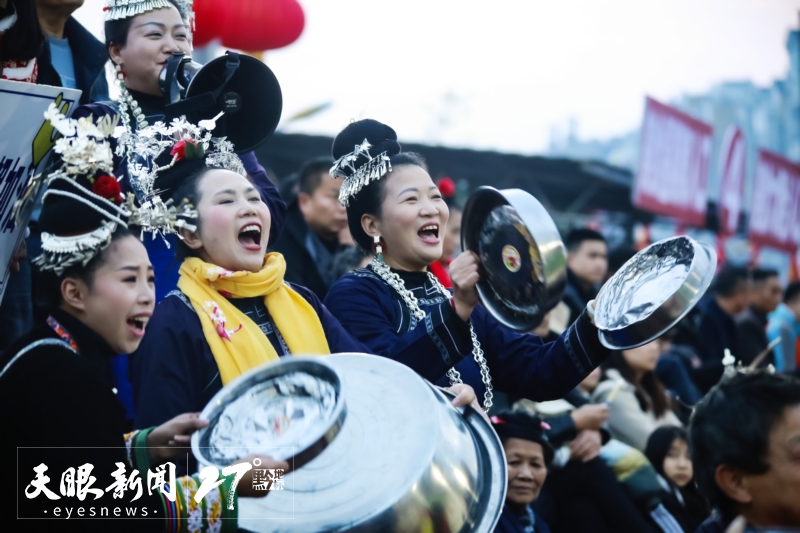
[324,119,612,411]
[0,108,283,532]
[126,117,482,473]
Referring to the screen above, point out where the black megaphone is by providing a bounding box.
[163,51,282,153]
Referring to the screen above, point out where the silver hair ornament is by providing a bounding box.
[34,222,117,275]
[330,139,392,206]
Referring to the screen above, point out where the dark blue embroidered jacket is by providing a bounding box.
[130,283,368,432]
[324,267,609,404]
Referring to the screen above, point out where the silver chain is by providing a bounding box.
[369,258,493,411]
[116,76,149,171]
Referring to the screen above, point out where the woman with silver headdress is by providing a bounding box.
[69,0,286,300]
[125,117,482,475]
[0,106,284,533]
[324,119,612,412]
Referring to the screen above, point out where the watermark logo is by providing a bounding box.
[26,462,179,503]
[251,457,284,491]
[24,458,284,511]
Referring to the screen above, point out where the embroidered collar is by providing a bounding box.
[46,309,118,361]
[47,315,80,351]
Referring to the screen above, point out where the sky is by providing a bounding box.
[76,0,800,155]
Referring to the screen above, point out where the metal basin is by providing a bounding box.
[236,353,507,533]
[192,358,345,471]
[594,236,717,350]
[461,186,567,331]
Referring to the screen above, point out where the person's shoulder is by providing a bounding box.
[734,308,758,327]
[592,370,631,399]
[693,512,727,533]
[144,290,201,333]
[325,267,391,310]
[130,292,204,364]
[0,334,87,388]
[161,289,196,311]
[65,16,105,51]
[286,282,322,307]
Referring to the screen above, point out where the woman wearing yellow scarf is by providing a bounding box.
[128,162,371,448]
[127,117,481,476]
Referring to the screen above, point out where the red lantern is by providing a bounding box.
[192,0,229,47]
[219,0,305,52]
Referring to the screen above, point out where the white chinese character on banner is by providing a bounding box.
[60,464,103,501]
[24,464,60,500]
[147,462,177,502]
[106,462,144,501]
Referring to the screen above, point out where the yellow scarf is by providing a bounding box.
[177,253,330,385]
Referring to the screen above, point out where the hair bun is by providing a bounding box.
[332,119,401,163]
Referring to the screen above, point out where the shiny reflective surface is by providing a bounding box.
[237,354,507,533]
[594,236,717,349]
[462,187,566,331]
[206,372,337,465]
[192,359,345,470]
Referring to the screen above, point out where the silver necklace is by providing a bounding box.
[369,258,494,411]
[116,76,150,170]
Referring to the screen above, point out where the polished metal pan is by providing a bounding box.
[192,358,346,471]
[236,353,506,533]
[594,235,717,350]
[461,186,567,331]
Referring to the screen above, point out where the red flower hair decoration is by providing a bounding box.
[170,139,204,162]
[92,175,123,205]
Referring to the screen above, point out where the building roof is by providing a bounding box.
[255,133,652,220]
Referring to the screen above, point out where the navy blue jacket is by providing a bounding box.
[324,267,609,405]
[130,283,368,430]
[696,298,739,364]
[36,17,109,105]
[495,505,551,533]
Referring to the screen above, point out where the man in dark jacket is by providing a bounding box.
[35,0,109,104]
[563,229,607,325]
[699,266,749,363]
[687,265,749,392]
[271,158,348,300]
[735,268,782,365]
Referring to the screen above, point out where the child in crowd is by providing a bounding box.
[645,426,711,532]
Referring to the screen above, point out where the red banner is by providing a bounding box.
[717,126,747,235]
[748,150,800,253]
[633,97,713,226]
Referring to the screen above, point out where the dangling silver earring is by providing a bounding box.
[373,235,383,263]
[114,63,124,81]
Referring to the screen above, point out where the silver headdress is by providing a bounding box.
[37,222,118,276]
[30,104,131,275]
[104,0,194,24]
[330,139,392,206]
[42,103,119,182]
[120,112,244,243]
